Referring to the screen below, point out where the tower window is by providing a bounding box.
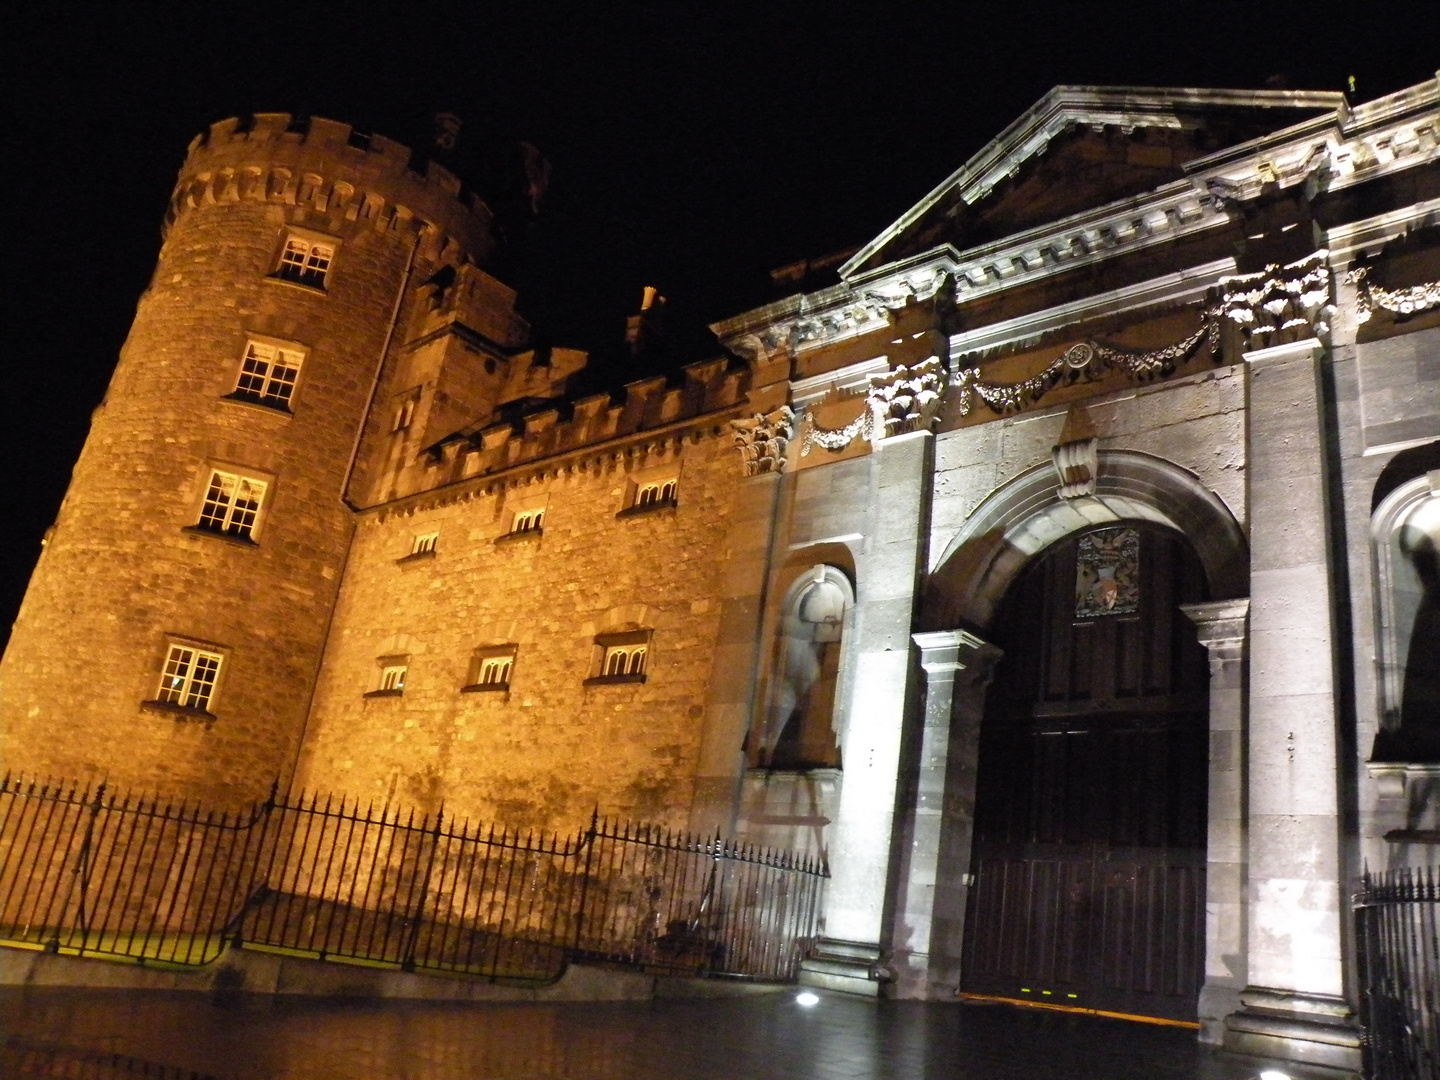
[274,236,334,288]
[232,340,303,410]
[195,470,267,541]
[412,532,438,556]
[380,665,407,692]
[155,645,223,713]
[393,397,416,432]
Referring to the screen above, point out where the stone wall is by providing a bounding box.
[295,427,745,834]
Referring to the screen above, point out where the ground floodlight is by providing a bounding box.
[1258,1071,1293,1080]
[796,991,820,1007]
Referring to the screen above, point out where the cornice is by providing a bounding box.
[839,85,1344,279]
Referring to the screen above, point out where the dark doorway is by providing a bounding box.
[960,523,1209,1022]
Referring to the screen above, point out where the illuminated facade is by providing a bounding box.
[3,80,1439,1072]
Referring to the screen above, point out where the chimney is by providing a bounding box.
[625,286,668,356]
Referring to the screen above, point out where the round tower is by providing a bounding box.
[0,113,496,804]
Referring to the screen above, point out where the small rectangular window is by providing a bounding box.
[586,629,652,685]
[380,665,407,692]
[603,644,647,676]
[233,341,303,410]
[412,532,438,556]
[156,645,223,712]
[512,508,544,534]
[275,236,334,288]
[479,656,512,686]
[463,645,518,693]
[196,470,267,540]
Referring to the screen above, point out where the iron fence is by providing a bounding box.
[1355,865,1439,1080]
[0,774,826,983]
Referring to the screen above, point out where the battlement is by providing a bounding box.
[381,355,752,506]
[168,113,495,265]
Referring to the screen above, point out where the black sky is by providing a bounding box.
[2,2,1435,647]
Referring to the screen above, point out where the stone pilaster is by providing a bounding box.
[1225,335,1361,1074]
[801,429,932,996]
[688,470,783,837]
[890,629,1001,999]
[1181,598,1250,1046]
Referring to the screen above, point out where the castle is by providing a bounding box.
[2,79,1438,1073]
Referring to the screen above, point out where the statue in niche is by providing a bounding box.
[756,567,850,770]
[1399,519,1440,758]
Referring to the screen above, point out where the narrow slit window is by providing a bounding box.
[156,645,223,712]
[196,470,267,540]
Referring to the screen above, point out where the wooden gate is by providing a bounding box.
[960,524,1209,1022]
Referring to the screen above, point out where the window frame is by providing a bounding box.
[143,639,228,717]
[496,503,548,545]
[462,644,518,694]
[189,466,270,543]
[585,629,652,685]
[618,472,680,518]
[227,336,307,413]
[398,531,439,564]
[365,655,410,698]
[270,230,338,290]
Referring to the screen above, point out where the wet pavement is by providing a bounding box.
[2,986,1343,1080]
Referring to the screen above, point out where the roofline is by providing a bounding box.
[837,84,1346,280]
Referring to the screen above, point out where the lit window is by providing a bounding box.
[512,508,545,534]
[412,532,438,556]
[603,644,647,676]
[380,665,407,692]
[196,470,267,540]
[156,645,223,712]
[636,480,677,507]
[479,656,512,686]
[275,236,334,288]
[233,341,303,410]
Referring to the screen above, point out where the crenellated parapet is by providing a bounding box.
[165,112,496,266]
[381,355,753,502]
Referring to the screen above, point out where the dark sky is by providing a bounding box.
[2,3,1435,647]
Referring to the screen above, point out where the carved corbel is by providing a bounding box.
[867,357,949,441]
[730,405,796,476]
[1052,404,1099,499]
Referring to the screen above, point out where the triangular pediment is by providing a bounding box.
[841,86,1343,279]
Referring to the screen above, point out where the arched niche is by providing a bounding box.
[1370,461,1440,762]
[752,564,855,770]
[924,449,1248,632]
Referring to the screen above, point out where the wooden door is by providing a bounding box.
[960,524,1209,1021]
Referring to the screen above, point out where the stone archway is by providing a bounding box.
[924,449,1248,634]
[892,449,1249,1017]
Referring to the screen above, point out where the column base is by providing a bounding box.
[1198,982,1243,1046]
[888,949,960,1000]
[1223,988,1362,1075]
[799,938,885,997]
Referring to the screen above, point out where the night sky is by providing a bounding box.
[3,4,1435,647]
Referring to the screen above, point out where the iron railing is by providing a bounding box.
[0,774,826,983]
[1355,865,1439,1080]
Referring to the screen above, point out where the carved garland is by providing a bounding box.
[1345,266,1440,324]
[953,316,1219,417]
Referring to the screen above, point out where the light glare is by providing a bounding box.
[796,991,820,1007]
[1258,1071,1293,1080]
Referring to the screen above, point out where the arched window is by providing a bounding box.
[755,565,853,770]
[1372,461,1440,760]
